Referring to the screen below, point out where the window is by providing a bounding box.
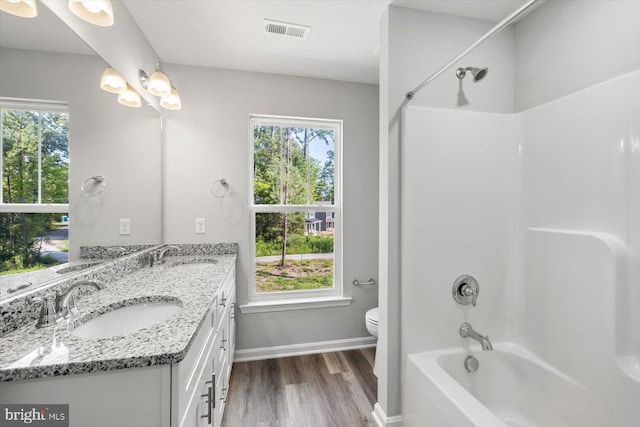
[248,115,346,309]
[0,99,69,278]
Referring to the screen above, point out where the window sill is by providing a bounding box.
[239,296,352,314]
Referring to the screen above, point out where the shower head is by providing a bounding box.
[456,66,488,83]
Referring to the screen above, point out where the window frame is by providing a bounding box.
[247,114,344,306]
[0,98,70,213]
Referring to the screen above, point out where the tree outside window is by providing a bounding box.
[1,102,69,276]
[251,117,341,296]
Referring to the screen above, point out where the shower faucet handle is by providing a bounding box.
[461,284,478,306]
[452,275,480,307]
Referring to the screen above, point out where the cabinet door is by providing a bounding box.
[214,355,228,427]
[227,288,236,366]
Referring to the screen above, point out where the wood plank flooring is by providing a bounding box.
[221,348,377,427]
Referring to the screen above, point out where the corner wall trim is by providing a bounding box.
[372,403,403,427]
[234,336,377,362]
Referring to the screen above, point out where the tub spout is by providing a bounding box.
[459,322,493,351]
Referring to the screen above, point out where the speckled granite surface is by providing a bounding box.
[0,244,237,382]
[0,260,104,299]
[80,244,155,259]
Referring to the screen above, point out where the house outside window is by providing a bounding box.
[249,115,342,304]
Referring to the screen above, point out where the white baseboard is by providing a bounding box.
[372,403,403,427]
[234,336,377,362]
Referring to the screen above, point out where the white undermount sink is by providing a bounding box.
[166,259,217,270]
[72,300,183,339]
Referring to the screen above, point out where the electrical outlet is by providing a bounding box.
[195,218,206,234]
[119,219,131,235]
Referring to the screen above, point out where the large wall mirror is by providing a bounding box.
[0,3,162,301]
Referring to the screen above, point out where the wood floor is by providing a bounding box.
[221,348,377,427]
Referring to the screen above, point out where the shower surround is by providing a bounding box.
[401,69,640,426]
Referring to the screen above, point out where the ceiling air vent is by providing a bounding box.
[264,19,311,40]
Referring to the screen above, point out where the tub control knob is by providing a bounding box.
[452,275,480,307]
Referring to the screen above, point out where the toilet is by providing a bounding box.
[365,307,379,376]
[365,307,379,338]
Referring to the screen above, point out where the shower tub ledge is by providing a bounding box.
[404,344,607,427]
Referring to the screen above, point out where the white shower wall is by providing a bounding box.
[402,70,640,419]
[401,107,519,355]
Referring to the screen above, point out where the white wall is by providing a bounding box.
[0,48,162,259]
[161,64,379,351]
[381,5,516,419]
[514,0,640,111]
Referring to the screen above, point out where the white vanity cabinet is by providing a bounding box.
[195,264,236,427]
[179,264,236,427]
[0,263,237,427]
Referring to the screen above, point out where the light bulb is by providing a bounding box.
[160,87,182,111]
[0,0,37,18]
[68,0,113,26]
[117,84,141,108]
[147,70,171,98]
[100,67,126,94]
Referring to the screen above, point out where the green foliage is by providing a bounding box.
[255,234,334,257]
[1,108,69,272]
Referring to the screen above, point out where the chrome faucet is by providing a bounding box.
[36,280,106,327]
[459,322,493,351]
[58,280,107,317]
[107,246,126,256]
[155,245,180,265]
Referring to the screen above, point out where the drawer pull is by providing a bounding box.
[212,373,216,409]
[220,338,228,351]
[219,297,227,307]
[220,387,228,403]
[200,384,212,424]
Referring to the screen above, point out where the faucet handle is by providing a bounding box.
[452,275,480,307]
[35,293,59,328]
[461,285,479,306]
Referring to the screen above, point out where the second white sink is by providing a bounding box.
[72,300,183,339]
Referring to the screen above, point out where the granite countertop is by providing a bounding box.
[0,255,236,382]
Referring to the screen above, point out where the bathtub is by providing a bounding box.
[404,344,607,427]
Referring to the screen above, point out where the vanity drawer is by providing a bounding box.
[214,353,229,427]
[193,339,216,427]
[173,305,216,427]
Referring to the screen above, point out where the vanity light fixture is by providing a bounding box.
[68,0,114,27]
[139,63,171,98]
[160,87,182,111]
[0,0,38,18]
[100,67,126,94]
[117,84,141,108]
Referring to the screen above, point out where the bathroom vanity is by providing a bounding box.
[0,244,237,427]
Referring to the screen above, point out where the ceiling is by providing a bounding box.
[123,0,526,84]
[393,0,528,23]
[0,0,528,84]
